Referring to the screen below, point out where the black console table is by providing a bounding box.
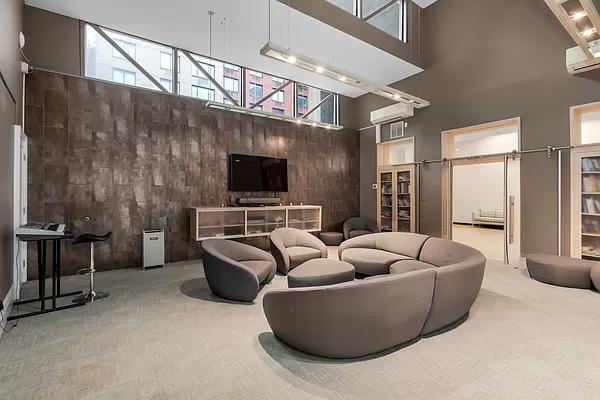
[9,234,85,321]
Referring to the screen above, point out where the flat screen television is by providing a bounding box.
[229,154,288,192]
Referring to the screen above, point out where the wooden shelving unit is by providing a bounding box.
[377,166,416,233]
[572,149,600,260]
[190,205,322,241]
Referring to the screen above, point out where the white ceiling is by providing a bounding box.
[412,0,439,7]
[24,0,423,98]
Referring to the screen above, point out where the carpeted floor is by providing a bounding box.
[1,256,599,400]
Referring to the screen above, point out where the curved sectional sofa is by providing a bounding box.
[263,232,486,358]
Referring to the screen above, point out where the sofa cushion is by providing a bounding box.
[286,246,323,269]
[376,232,430,259]
[390,259,435,275]
[419,237,483,267]
[287,259,355,288]
[240,260,272,283]
[348,229,372,239]
[341,248,409,275]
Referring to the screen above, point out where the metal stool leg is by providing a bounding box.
[74,242,109,303]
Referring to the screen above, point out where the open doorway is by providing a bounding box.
[452,162,504,261]
[442,118,521,265]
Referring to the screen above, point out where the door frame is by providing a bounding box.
[441,117,521,264]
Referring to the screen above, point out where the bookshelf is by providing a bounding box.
[572,149,600,260]
[377,166,416,233]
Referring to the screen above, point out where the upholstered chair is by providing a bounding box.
[201,239,276,302]
[343,217,380,240]
[269,228,327,275]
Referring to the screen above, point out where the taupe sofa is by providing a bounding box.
[269,228,327,275]
[263,233,486,358]
[202,239,276,302]
[343,217,380,240]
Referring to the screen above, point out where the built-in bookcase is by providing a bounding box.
[377,166,416,233]
[578,154,600,259]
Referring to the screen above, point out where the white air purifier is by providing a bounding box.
[143,229,164,269]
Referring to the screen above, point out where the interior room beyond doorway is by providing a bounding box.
[452,162,504,261]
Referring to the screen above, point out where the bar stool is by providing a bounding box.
[73,232,112,303]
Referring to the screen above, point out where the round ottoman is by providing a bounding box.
[287,259,355,288]
[526,253,596,289]
[591,264,600,291]
[319,232,344,246]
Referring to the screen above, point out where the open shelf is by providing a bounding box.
[190,206,322,241]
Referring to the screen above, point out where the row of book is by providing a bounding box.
[398,182,410,194]
[582,176,600,192]
[582,157,600,172]
[398,198,410,207]
[582,197,600,214]
[582,218,600,234]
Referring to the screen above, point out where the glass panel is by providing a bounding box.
[362,0,391,17]
[386,140,414,164]
[84,24,173,92]
[581,156,600,259]
[178,52,241,104]
[197,211,245,239]
[581,110,600,145]
[380,172,393,232]
[327,0,356,14]
[296,84,335,124]
[397,171,411,232]
[245,69,292,115]
[451,124,519,158]
[368,1,401,39]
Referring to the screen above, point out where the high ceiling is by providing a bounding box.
[24,0,424,98]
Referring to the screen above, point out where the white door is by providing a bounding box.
[504,156,521,265]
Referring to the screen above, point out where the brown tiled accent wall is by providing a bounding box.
[25,70,360,277]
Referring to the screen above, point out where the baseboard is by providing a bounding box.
[0,284,15,341]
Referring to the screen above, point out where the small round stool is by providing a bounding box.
[73,232,112,303]
[288,258,355,288]
[319,232,344,246]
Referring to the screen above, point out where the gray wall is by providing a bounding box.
[25,70,360,277]
[356,0,600,255]
[22,5,82,76]
[0,0,23,300]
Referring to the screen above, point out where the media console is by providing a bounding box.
[190,205,322,241]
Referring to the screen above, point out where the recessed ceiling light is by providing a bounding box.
[338,75,347,82]
[316,66,324,73]
[287,55,297,64]
[296,119,302,124]
[393,94,401,100]
[326,125,331,129]
[571,11,587,21]
[582,28,596,37]
[312,122,317,127]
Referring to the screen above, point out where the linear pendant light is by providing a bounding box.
[260,42,430,108]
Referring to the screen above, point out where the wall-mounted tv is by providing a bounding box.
[229,154,288,192]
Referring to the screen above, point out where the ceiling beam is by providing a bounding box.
[580,0,600,38]
[544,0,595,60]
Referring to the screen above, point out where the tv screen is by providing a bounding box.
[229,154,288,192]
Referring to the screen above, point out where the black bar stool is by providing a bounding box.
[72,232,112,303]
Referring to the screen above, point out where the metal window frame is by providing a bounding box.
[249,80,292,110]
[180,49,240,106]
[301,92,334,120]
[83,21,341,126]
[89,23,169,93]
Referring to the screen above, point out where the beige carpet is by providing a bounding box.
[0,258,599,400]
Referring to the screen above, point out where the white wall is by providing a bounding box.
[452,162,504,224]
